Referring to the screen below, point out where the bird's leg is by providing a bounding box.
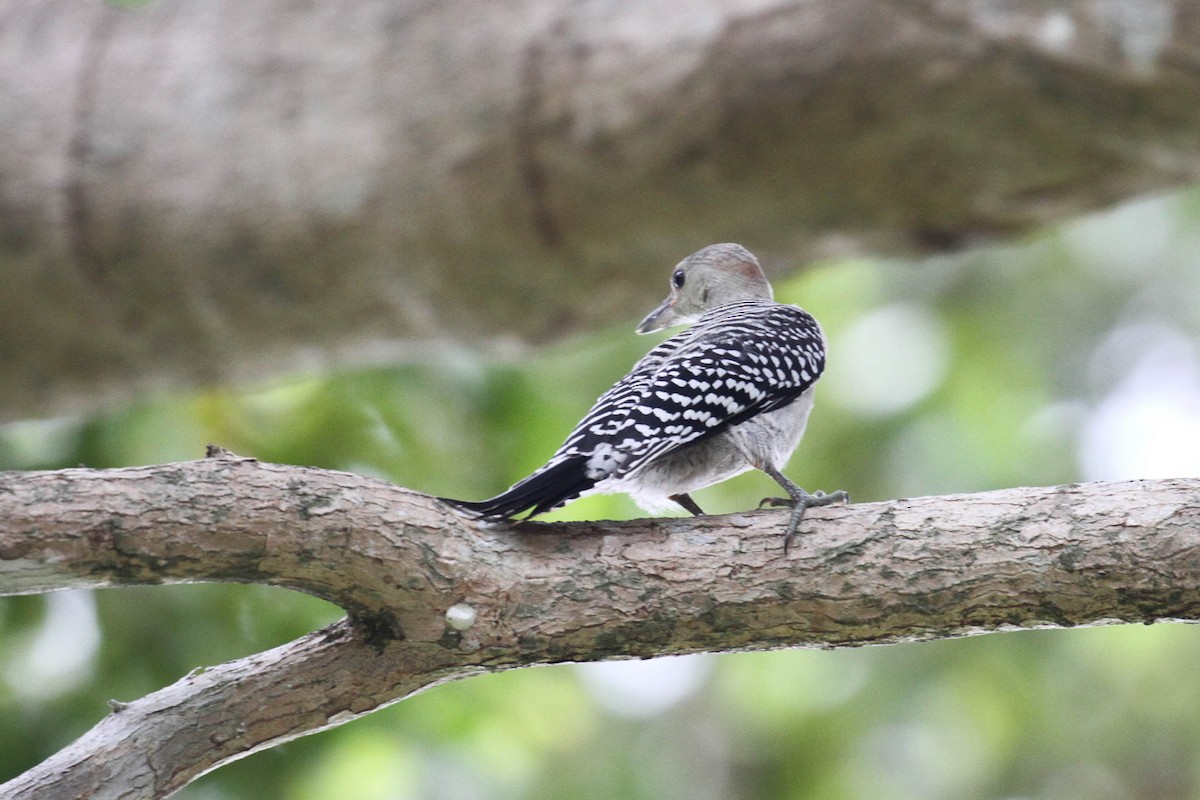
[670,493,706,516]
[757,464,849,553]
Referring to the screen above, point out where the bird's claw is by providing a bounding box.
[811,489,850,507]
[774,489,851,554]
[759,489,849,510]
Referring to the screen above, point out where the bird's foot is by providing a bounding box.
[758,489,850,554]
[670,493,706,516]
[758,489,848,509]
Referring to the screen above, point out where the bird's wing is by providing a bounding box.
[560,303,827,479]
[553,330,692,454]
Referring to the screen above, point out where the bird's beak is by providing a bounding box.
[636,297,676,334]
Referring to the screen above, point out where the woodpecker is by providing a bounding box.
[443,243,848,551]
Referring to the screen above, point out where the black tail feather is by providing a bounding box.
[440,456,596,521]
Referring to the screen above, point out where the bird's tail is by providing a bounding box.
[439,456,596,521]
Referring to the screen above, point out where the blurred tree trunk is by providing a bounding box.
[4,0,1200,420]
[1,455,1199,798]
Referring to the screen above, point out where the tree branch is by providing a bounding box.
[2,453,1199,798]
[6,0,1200,418]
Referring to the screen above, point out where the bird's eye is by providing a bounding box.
[672,269,686,288]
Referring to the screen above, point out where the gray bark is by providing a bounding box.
[1,452,1198,797]
[3,0,1200,419]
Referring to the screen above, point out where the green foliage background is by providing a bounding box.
[4,192,1200,798]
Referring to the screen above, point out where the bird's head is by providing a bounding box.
[636,243,773,334]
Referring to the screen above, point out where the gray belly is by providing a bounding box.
[609,388,817,511]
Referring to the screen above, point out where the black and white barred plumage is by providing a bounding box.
[443,243,847,549]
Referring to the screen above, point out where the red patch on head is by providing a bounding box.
[737,258,763,280]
